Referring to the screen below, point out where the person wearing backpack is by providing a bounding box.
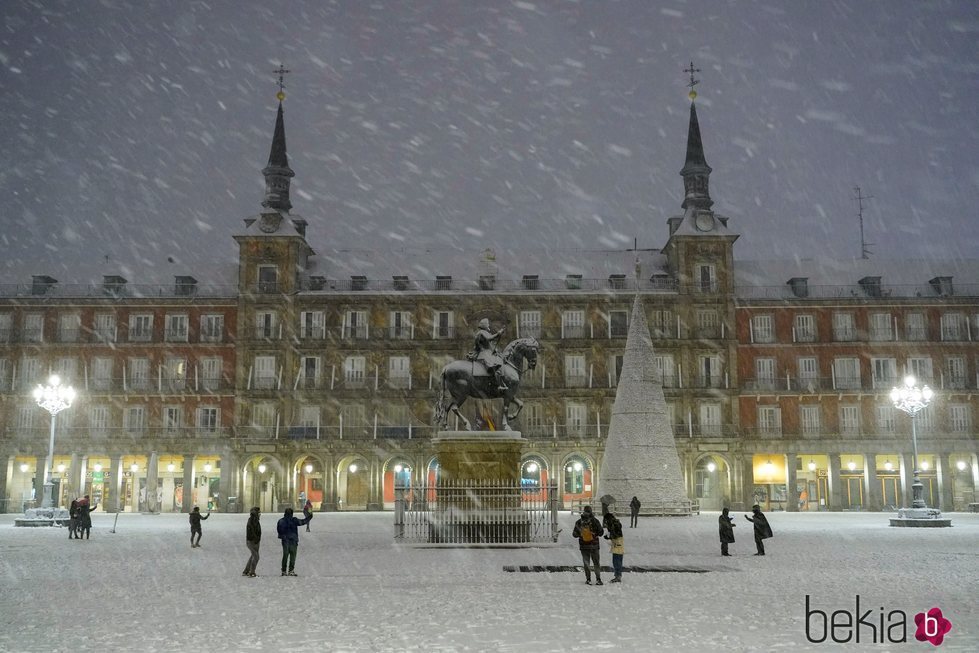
[572,505,604,585]
[603,511,625,583]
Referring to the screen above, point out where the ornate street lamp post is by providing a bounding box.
[890,375,933,509]
[33,374,76,508]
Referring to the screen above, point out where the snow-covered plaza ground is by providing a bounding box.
[1,510,976,652]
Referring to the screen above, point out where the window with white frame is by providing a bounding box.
[253,355,277,389]
[653,354,676,387]
[58,313,81,342]
[128,358,150,390]
[433,310,454,339]
[0,358,9,391]
[164,357,187,391]
[907,357,933,383]
[609,310,628,337]
[916,405,935,432]
[200,314,224,342]
[340,403,367,432]
[94,313,116,342]
[869,313,893,341]
[905,312,927,341]
[754,357,776,390]
[800,405,821,435]
[164,314,188,342]
[650,309,673,338]
[757,406,781,435]
[20,356,41,389]
[0,313,12,342]
[255,311,278,339]
[299,356,320,390]
[298,405,320,429]
[518,311,542,338]
[24,313,44,343]
[839,405,861,434]
[564,354,586,387]
[608,354,624,386]
[251,403,277,430]
[163,406,182,432]
[562,310,585,339]
[257,265,278,293]
[752,314,774,343]
[798,357,819,390]
[16,405,35,429]
[523,402,544,434]
[382,404,409,429]
[871,357,897,389]
[89,405,109,430]
[793,314,816,342]
[697,310,720,338]
[941,313,965,341]
[197,406,219,431]
[699,355,722,388]
[200,357,222,391]
[832,312,855,342]
[389,311,412,339]
[875,405,895,434]
[833,357,861,390]
[124,406,146,432]
[128,314,153,342]
[566,402,587,436]
[344,356,366,387]
[946,357,966,389]
[54,357,78,383]
[697,263,717,293]
[297,310,324,339]
[700,403,722,435]
[388,356,410,388]
[949,404,971,433]
[343,310,368,339]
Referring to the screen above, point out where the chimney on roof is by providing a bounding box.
[787,277,809,299]
[858,276,882,298]
[31,275,57,296]
[175,275,198,296]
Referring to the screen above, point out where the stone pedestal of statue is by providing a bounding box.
[430,430,530,543]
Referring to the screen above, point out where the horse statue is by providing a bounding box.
[434,337,540,431]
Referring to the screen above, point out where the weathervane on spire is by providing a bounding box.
[273,64,290,102]
[684,61,701,101]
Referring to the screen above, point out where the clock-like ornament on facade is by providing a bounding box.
[258,211,282,233]
[695,212,715,232]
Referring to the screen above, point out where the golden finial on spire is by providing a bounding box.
[273,64,290,101]
[684,61,701,100]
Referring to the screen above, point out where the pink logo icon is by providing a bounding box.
[914,607,952,646]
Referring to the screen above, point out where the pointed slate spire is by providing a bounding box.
[261,101,295,212]
[680,101,713,210]
[598,296,691,514]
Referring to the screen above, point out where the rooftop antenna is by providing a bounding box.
[853,186,874,259]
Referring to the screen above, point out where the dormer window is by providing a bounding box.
[565,274,582,290]
[392,276,409,291]
[787,277,809,299]
[435,276,452,291]
[522,275,539,290]
[479,275,495,291]
[608,274,626,290]
[929,276,953,297]
[350,275,368,291]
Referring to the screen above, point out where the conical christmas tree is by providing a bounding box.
[598,295,691,513]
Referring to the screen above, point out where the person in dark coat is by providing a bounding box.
[629,496,641,528]
[571,505,604,585]
[189,506,210,548]
[744,504,773,555]
[276,507,310,576]
[603,511,625,582]
[303,499,313,532]
[718,507,735,556]
[242,507,262,577]
[76,495,97,540]
[68,498,79,539]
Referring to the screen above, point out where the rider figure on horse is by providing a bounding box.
[468,318,508,392]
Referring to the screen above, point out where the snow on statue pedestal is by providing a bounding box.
[599,296,691,515]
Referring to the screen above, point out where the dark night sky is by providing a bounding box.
[1,0,977,284]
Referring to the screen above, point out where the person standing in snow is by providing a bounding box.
[718,507,735,556]
[303,499,313,532]
[276,507,310,576]
[189,506,210,548]
[76,495,97,540]
[629,496,641,528]
[744,504,773,556]
[603,511,625,583]
[572,505,604,585]
[68,498,80,539]
[242,507,262,577]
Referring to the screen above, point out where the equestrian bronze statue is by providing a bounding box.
[434,324,540,431]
